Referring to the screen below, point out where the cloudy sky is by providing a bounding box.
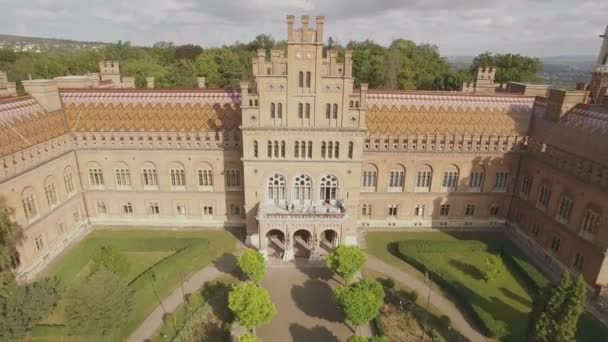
[0,0,606,56]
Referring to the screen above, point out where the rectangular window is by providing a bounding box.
[123,202,134,215]
[149,202,160,215]
[361,204,372,217]
[298,103,303,119]
[348,142,354,159]
[64,173,75,194]
[494,172,509,191]
[520,176,532,198]
[332,103,338,119]
[96,201,108,215]
[253,141,259,158]
[532,223,541,237]
[226,169,241,187]
[468,172,483,190]
[176,203,187,216]
[45,184,58,206]
[537,185,552,209]
[22,195,38,219]
[465,204,475,217]
[362,171,377,189]
[573,252,584,272]
[203,204,213,216]
[34,235,44,251]
[581,210,600,234]
[305,103,310,119]
[414,205,425,218]
[388,204,398,217]
[440,204,450,217]
[550,236,561,252]
[556,196,574,223]
[325,103,331,119]
[73,210,80,224]
[489,205,500,217]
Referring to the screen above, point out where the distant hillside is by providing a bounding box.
[447,55,596,89]
[0,34,110,53]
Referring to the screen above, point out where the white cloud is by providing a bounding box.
[0,0,606,56]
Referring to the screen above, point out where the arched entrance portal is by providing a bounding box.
[320,229,339,253]
[293,230,312,258]
[266,229,286,259]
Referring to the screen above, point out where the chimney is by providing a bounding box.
[301,15,310,42]
[316,16,325,43]
[344,49,353,77]
[22,79,62,112]
[146,77,155,89]
[240,81,249,105]
[197,77,206,89]
[545,89,587,122]
[287,15,295,42]
[257,49,266,75]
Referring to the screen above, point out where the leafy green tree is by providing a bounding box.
[89,245,129,279]
[531,272,586,342]
[481,254,505,281]
[326,245,366,284]
[238,249,265,283]
[0,200,23,294]
[0,277,61,340]
[239,333,261,342]
[228,282,276,331]
[471,52,542,84]
[349,40,385,88]
[64,270,134,336]
[335,279,385,333]
[370,336,389,342]
[347,336,367,342]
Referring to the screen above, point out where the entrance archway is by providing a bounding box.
[266,229,285,259]
[320,229,339,252]
[293,229,312,258]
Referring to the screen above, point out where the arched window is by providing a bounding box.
[280,141,286,158]
[298,103,303,118]
[294,174,312,204]
[253,141,258,158]
[333,103,338,118]
[326,103,331,119]
[273,141,279,158]
[350,100,354,107]
[388,165,405,192]
[115,162,131,188]
[267,174,286,204]
[267,140,272,158]
[305,103,310,118]
[294,141,300,158]
[142,161,158,187]
[468,167,484,191]
[307,141,313,159]
[44,176,58,207]
[88,161,104,187]
[270,102,275,118]
[362,164,378,191]
[198,163,214,188]
[22,187,38,219]
[334,142,340,159]
[348,142,354,159]
[441,165,459,192]
[277,103,283,118]
[320,175,338,203]
[63,166,75,194]
[321,141,327,158]
[328,141,334,159]
[415,165,432,192]
[169,162,186,188]
[298,71,304,88]
[300,141,306,159]
[306,71,311,88]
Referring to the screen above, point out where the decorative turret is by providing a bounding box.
[589,25,608,104]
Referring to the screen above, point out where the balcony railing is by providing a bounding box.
[258,201,346,220]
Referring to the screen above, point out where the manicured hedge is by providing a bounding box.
[499,246,551,295]
[397,240,488,254]
[397,241,504,338]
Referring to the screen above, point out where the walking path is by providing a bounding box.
[365,254,488,342]
[128,246,243,342]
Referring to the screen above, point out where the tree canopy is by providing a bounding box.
[326,245,366,283]
[64,270,134,336]
[335,279,385,328]
[238,249,266,283]
[1,35,542,93]
[0,200,23,295]
[228,281,276,330]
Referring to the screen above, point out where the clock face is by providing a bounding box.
[296,51,303,59]
[306,52,313,59]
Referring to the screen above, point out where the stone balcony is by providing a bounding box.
[257,201,347,221]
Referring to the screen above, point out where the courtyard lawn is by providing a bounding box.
[28,229,239,341]
[365,231,608,342]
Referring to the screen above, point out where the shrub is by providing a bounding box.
[481,254,505,281]
[327,245,366,283]
[370,336,389,342]
[347,336,367,342]
[239,333,261,342]
[228,282,276,330]
[398,240,487,255]
[439,314,451,329]
[335,279,385,328]
[238,249,266,283]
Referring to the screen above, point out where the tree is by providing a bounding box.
[64,270,134,336]
[0,277,61,340]
[175,44,203,61]
[326,245,366,284]
[89,245,129,279]
[228,282,276,331]
[335,279,385,333]
[238,249,265,283]
[531,272,587,342]
[470,52,542,84]
[347,336,367,342]
[239,333,261,342]
[0,200,23,294]
[481,254,505,281]
[347,336,389,342]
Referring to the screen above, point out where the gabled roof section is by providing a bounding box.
[0,96,69,157]
[366,90,535,136]
[60,89,242,132]
[560,104,608,135]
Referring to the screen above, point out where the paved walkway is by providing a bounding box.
[128,250,242,342]
[365,255,488,342]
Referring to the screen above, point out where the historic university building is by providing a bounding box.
[1,16,608,289]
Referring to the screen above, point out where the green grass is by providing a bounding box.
[28,229,238,341]
[365,231,608,342]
